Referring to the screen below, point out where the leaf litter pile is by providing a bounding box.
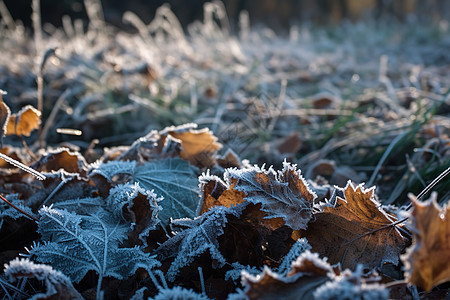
[1,1,450,299]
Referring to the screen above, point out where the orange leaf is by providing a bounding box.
[301,181,408,269]
[166,124,222,168]
[199,176,246,214]
[6,105,41,137]
[402,193,450,291]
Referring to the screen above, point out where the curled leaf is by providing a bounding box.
[6,105,41,137]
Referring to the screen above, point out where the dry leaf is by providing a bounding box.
[164,123,222,168]
[31,148,88,175]
[242,251,333,300]
[0,90,11,143]
[199,174,246,214]
[277,133,302,154]
[226,161,316,230]
[301,181,408,269]
[217,148,241,169]
[6,105,41,137]
[402,193,450,291]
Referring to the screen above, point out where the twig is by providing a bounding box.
[0,194,38,222]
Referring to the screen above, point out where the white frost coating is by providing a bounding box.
[88,160,137,182]
[149,286,210,300]
[313,265,389,300]
[158,204,245,281]
[4,258,82,300]
[224,161,317,230]
[277,238,312,276]
[30,205,160,294]
[225,262,261,282]
[290,250,334,275]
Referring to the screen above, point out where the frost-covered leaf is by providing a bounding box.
[241,251,332,300]
[224,262,261,282]
[3,258,82,300]
[106,182,161,246]
[0,90,11,143]
[156,204,245,281]
[90,158,200,224]
[89,160,137,182]
[29,206,160,285]
[6,105,41,137]
[402,193,450,291]
[301,181,408,270]
[198,171,245,214]
[225,161,316,230]
[149,286,210,300]
[31,148,88,174]
[313,265,389,300]
[277,238,312,276]
[133,158,200,223]
[162,123,222,169]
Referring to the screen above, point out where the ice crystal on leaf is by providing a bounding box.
[313,265,389,300]
[28,206,160,294]
[89,158,200,224]
[106,182,162,246]
[149,286,210,300]
[156,204,246,281]
[225,161,316,230]
[2,258,82,300]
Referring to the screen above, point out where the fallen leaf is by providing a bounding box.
[0,90,11,143]
[402,193,450,291]
[163,123,222,169]
[226,161,317,230]
[242,251,333,300]
[199,172,245,214]
[217,148,241,169]
[6,105,41,137]
[301,181,409,270]
[277,133,302,154]
[31,147,88,175]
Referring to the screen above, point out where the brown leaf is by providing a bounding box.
[0,90,11,143]
[165,124,222,168]
[402,193,450,291]
[199,175,245,215]
[242,251,333,300]
[31,148,88,175]
[6,105,41,137]
[227,162,316,230]
[301,181,408,270]
[217,148,241,169]
[277,133,302,154]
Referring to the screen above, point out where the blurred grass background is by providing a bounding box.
[3,0,450,29]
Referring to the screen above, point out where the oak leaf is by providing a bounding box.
[6,105,41,137]
[402,193,450,291]
[301,181,408,270]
